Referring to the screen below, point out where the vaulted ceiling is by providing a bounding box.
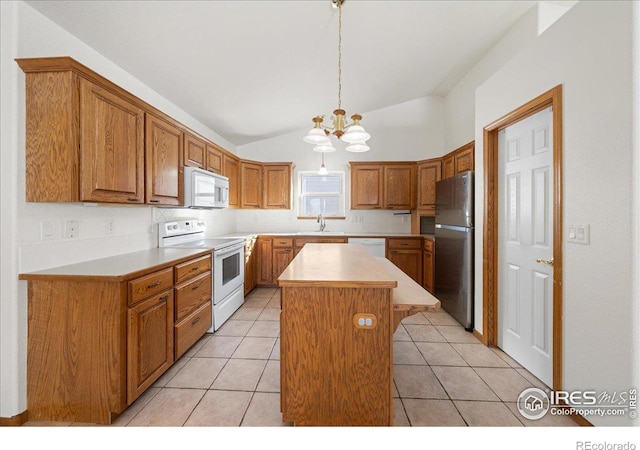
[26,1,538,146]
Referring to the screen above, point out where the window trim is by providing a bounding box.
[297,170,346,219]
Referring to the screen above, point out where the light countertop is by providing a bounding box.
[219,231,435,240]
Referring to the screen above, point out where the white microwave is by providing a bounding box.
[184,167,229,209]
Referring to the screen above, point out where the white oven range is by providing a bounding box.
[159,220,244,331]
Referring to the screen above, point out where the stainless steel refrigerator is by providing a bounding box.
[435,171,474,331]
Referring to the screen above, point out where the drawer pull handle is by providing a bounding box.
[190,266,200,271]
[149,199,160,203]
[147,281,162,289]
[127,197,140,202]
[192,317,201,325]
[192,283,202,290]
[159,294,170,301]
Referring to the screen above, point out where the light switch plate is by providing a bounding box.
[568,224,590,245]
[40,221,55,240]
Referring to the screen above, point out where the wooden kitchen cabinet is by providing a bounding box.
[383,163,416,210]
[454,141,474,174]
[240,160,263,208]
[145,114,184,206]
[417,159,441,211]
[273,247,294,282]
[244,236,258,295]
[423,238,434,293]
[206,143,223,174]
[263,163,292,209]
[442,153,455,179]
[184,132,206,168]
[223,153,241,208]
[350,164,383,209]
[257,236,274,285]
[386,238,423,285]
[350,162,415,210]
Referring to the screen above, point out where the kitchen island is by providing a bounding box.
[277,243,439,426]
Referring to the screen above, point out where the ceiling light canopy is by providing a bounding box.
[303,0,370,153]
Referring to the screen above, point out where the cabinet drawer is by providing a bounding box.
[387,238,422,250]
[175,301,212,359]
[129,268,174,305]
[294,237,348,248]
[175,254,211,285]
[273,238,294,248]
[175,272,212,322]
[423,238,434,252]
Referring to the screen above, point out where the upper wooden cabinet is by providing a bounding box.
[240,161,263,209]
[205,144,223,174]
[442,153,455,179]
[263,163,292,209]
[350,162,415,210]
[223,153,241,208]
[145,115,183,206]
[417,159,442,211]
[442,141,475,180]
[184,133,206,168]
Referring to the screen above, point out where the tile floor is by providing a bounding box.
[25,287,578,427]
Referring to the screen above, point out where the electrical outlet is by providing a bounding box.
[105,219,115,235]
[40,221,55,240]
[402,215,409,224]
[64,220,79,238]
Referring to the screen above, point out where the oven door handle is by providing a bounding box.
[215,245,243,257]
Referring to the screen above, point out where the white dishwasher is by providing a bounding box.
[348,238,386,257]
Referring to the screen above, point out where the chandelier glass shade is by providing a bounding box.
[303,0,370,152]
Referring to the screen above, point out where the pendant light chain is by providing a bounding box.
[337,2,342,110]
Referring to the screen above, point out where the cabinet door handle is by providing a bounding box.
[127,197,140,202]
[150,199,160,203]
[159,293,170,301]
[192,317,201,325]
[147,281,162,289]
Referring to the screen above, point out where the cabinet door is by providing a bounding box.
[454,142,474,174]
[245,238,258,295]
[184,133,206,168]
[273,248,294,281]
[442,154,455,179]
[351,164,383,209]
[206,144,223,174]
[240,161,263,208]
[423,250,434,293]
[417,160,441,210]
[263,164,292,209]
[383,164,416,210]
[145,115,184,206]
[387,249,423,285]
[79,79,144,203]
[257,237,273,285]
[127,289,174,403]
[223,154,240,208]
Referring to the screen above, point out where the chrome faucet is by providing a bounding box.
[317,213,326,232]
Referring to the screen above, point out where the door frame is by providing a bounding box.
[482,85,563,391]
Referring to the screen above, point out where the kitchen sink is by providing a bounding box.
[296,231,346,235]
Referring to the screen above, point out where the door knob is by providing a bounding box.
[536,258,554,266]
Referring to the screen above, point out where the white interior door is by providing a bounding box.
[498,107,554,387]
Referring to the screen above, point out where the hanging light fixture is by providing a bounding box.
[318,152,329,175]
[303,0,370,153]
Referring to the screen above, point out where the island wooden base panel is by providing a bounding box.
[280,286,393,426]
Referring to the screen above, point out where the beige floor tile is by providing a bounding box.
[491,347,522,368]
[393,365,448,399]
[248,288,277,298]
[195,336,243,358]
[401,313,430,325]
[128,388,205,426]
[232,307,263,321]
[269,338,280,360]
[505,403,579,426]
[257,308,280,321]
[256,360,280,393]
[393,341,427,365]
[393,380,399,398]
[112,387,161,426]
[451,343,510,367]
[182,334,212,358]
[402,399,466,426]
[215,319,254,337]
[211,359,267,391]
[474,367,533,402]
[393,398,410,426]
[454,400,523,426]
[166,357,227,389]
[243,296,270,308]
[404,324,446,342]
[247,320,280,337]
[184,390,252,426]
[265,296,281,309]
[516,368,550,390]
[232,337,277,359]
[432,366,499,401]
[393,324,412,341]
[435,325,480,343]
[425,310,461,326]
[241,392,288,426]
[415,342,467,366]
[152,356,189,387]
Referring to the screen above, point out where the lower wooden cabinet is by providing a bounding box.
[244,236,258,295]
[273,248,294,281]
[386,238,423,285]
[257,237,274,285]
[423,238,434,293]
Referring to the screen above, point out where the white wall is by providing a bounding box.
[236,95,444,233]
[473,1,638,426]
[0,1,237,418]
